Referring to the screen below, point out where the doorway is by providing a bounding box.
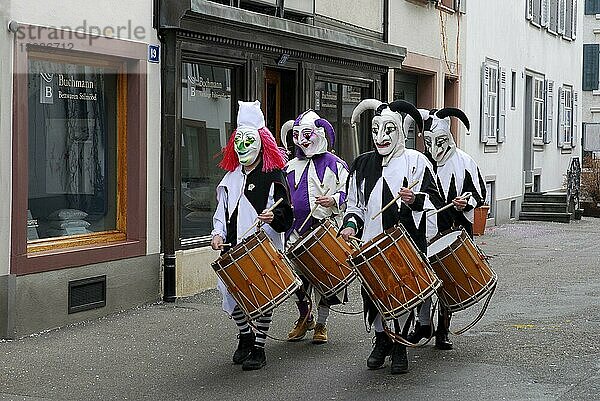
[263,68,296,146]
[524,75,534,192]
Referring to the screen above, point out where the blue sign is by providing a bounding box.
[148,45,160,63]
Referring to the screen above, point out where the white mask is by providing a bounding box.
[234,128,262,166]
[292,125,327,157]
[372,109,405,163]
[291,111,328,158]
[424,117,455,166]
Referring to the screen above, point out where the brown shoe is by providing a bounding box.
[287,316,315,341]
[312,323,328,344]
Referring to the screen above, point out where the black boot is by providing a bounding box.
[242,346,267,371]
[232,332,255,364]
[367,331,393,369]
[406,322,432,344]
[435,308,453,350]
[390,343,409,374]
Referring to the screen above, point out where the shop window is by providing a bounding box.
[180,62,232,241]
[12,27,148,274]
[314,80,368,164]
[27,58,120,245]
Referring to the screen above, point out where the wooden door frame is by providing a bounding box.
[264,69,282,143]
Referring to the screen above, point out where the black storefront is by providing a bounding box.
[156,0,406,300]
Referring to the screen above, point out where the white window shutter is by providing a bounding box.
[572,0,578,39]
[541,0,550,26]
[544,80,554,144]
[557,86,565,146]
[571,91,578,147]
[498,67,507,143]
[527,0,534,20]
[559,0,566,34]
[481,62,490,143]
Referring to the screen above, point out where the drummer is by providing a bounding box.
[406,108,487,349]
[339,99,442,374]
[211,100,293,371]
[281,110,349,344]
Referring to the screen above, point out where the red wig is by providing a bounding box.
[219,127,286,172]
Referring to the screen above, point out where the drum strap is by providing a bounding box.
[449,282,496,335]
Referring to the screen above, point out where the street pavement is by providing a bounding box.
[0,218,599,401]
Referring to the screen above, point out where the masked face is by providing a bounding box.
[234,128,262,166]
[424,129,456,165]
[371,114,403,157]
[292,124,327,158]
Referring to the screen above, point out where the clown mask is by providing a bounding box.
[424,118,456,166]
[371,110,405,162]
[234,128,262,166]
[292,124,327,158]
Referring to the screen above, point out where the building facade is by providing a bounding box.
[582,0,600,157]
[156,0,408,298]
[0,0,162,338]
[462,0,582,223]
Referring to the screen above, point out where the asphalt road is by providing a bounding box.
[1,218,599,401]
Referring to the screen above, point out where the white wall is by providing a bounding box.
[0,0,13,276]
[1,0,161,264]
[389,1,460,66]
[315,0,383,33]
[462,1,582,211]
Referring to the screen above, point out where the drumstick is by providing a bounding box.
[218,243,232,249]
[297,188,332,233]
[371,180,419,220]
[428,192,472,216]
[348,235,362,242]
[239,198,284,238]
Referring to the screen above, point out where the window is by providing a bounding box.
[180,62,233,242]
[582,43,599,91]
[26,55,124,251]
[485,181,495,218]
[533,76,545,141]
[558,85,577,148]
[487,65,498,139]
[315,80,368,163]
[511,70,517,109]
[12,26,147,274]
[563,86,573,144]
[480,59,506,144]
[528,0,577,40]
[585,0,600,14]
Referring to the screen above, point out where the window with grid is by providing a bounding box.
[487,65,498,139]
[533,77,545,140]
[563,86,573,144]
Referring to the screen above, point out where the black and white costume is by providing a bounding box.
[407,108,487,349]
[342,99,442,374]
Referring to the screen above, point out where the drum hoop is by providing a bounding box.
[212,231,271,271]
[428,229,467,261]
[349,225,405,266]
[356,273,441,319]
[289,220,332,258]
[289,220,356,298]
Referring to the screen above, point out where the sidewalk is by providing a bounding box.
[1,218,599,401]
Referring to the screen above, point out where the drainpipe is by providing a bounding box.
[383,0,389,43]
[159,28,178,303]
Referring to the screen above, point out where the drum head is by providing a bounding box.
[427,230,462,258]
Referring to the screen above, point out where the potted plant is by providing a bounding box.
[473,202,490,236]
